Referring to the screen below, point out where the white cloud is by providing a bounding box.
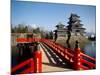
[31,24,38,29]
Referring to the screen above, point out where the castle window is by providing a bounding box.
[75,25,79,27]
[76,30,80,32]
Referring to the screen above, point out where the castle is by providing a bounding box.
[54,13,86,39]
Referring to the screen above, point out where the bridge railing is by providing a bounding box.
[40,39,74,62]
[12,50,42,74]
[16,38,40,43]
[41,38,96,70]
[12,38,42,74]
[11,58,34,74]
[15,38,95,71]
[73,45,95,70]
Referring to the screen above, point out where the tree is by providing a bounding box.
[45,33,49,39]
[49,31,53,39]
[24,26,28,33]
[66,14,73,48]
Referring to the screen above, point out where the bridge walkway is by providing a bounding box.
[39,43,73,72]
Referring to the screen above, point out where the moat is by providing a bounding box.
[83,41,96,58]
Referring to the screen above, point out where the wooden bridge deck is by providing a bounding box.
[39,43,73,72]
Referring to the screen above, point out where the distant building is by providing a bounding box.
[54,13,86,39]
[67,13,86,36]
[54,22,67,38]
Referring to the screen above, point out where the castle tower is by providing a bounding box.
[67,13,86,36]
[54,22,67,38]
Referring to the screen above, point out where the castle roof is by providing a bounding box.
[56,22,65,27]
[70,13,80,18]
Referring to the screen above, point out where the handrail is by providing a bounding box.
[21,68,33,74]
[12,58,34,73]
[16,38,96,70]
[81,53,95,61]
[16,38,28,43]
[81,58,95,68]
[65,50,74,57]
[16,38,40,43]
[80,65,89,70]
[41,39,74,61]
[12,38,43,74]
[41,38,96,70]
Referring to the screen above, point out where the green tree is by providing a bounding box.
[49,31,53,39]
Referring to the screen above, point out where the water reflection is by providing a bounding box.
[83,41,96,58]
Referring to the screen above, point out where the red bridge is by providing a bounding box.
[11,38,96,74]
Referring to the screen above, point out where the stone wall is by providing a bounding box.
[56,34,89,49]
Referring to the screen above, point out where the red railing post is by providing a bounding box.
[73,40,82,70]
[30,59,35,73]
[34,50,42,73]
[33,43,42,73]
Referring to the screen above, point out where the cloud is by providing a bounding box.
[31,24,38,29]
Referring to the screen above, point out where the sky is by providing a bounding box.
[11,0,96,33]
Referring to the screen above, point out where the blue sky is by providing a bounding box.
[11,1,96,33]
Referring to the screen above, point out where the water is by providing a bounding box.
[83,41,96,58]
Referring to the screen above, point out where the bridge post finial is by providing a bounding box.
[75,40,79,48]
[73,40,82,70]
